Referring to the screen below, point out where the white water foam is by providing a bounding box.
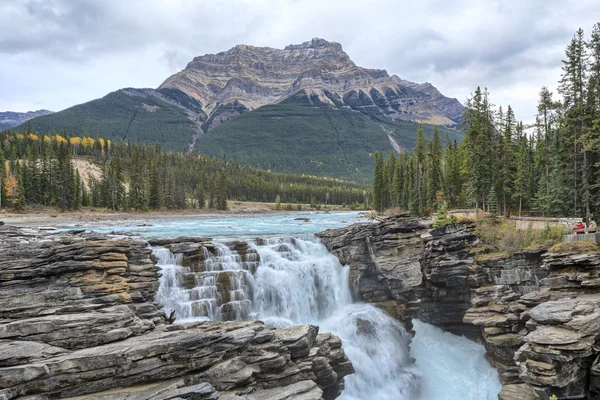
[153,234,501,399]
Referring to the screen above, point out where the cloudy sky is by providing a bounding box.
[1,0,598,122]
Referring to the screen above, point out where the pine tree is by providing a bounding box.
[128,151,148,211]
[373,152,385,212]
[196,183,206,209]
[560,28,588,216]
[0,151,5,209]
[427,126,443,208]
[107,157,126,211]
[487,186,498,216]
[414,125,427,214]
[589,23,600,211]
[384,152,397,209]
[444,139,461,207]
[215,172,228,210]
[537,86,556,199]
[56,142,73,211]
[512,124,530,216]
[463,87,494,211]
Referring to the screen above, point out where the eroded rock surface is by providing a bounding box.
[0,226,352,400]
[319,215,600,400]
[317,217,428,330]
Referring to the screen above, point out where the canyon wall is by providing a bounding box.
[317,216,600,400]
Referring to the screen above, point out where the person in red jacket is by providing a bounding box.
[573,222,585,234]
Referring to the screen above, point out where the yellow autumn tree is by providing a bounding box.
[82,137,95,148]
[4,174,22,209]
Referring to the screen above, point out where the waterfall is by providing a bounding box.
[153,237,422,399]
[250,237,352,325]
[154,242,257,322]
[153,235,500,400]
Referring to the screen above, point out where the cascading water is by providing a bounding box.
[249,237,422,399]
[153,237,422,399]
[149,215,501,400]
[154,242,257,322]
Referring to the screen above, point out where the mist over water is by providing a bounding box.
[411,320,502,399]
[145,212,500,399]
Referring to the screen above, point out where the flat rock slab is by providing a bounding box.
[525,325,584,345]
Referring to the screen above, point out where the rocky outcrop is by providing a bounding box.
[160,38,464,127]
[316,217,429,330]
[0,226,353,400]
[318,216,600,400]
[0,226,164,350]
[316,217,483,335]
[420,223,485,336]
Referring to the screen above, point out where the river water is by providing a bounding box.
[85,211,501,399]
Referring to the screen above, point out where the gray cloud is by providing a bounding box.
[0,0,597,122]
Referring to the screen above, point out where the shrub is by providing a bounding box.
[548,241,598,254]
[274,194,281,210]
[433,202,457,228]
[475,219,567,253]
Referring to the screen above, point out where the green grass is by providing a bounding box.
[17,88,203,152]
[196,97,461,183]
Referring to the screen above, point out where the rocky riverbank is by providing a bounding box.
[0,225,353,400]
[317,215,600,400]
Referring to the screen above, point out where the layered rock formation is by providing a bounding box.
[316,218,428,330]
[318,216,600,400]
[0,226,353,400]
[160,38,464,128]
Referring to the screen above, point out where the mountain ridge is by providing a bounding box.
[0,109,53,130]
[16,38,464,182]
[159,38,463,129]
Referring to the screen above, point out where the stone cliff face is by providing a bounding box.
[318,216,600,400]
[0,226,353,400]
[159,38,464,128]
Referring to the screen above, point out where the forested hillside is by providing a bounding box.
[373,23,600,219]
[0,131,368,212]
[16,38,464,184]
[197,92,461,182]
[21,88,205,152]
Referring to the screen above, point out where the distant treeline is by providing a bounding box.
[0,131,368,211]
[374,23,600,219]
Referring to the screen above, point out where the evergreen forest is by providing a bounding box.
[373,23,600,219]
[0,131,368,212]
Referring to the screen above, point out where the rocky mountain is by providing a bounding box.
[18,38,464,182]
[160,38,463,128]
[0,109,53,130]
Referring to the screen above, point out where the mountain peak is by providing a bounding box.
[284,38,343,51]
[159,38,463,127]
